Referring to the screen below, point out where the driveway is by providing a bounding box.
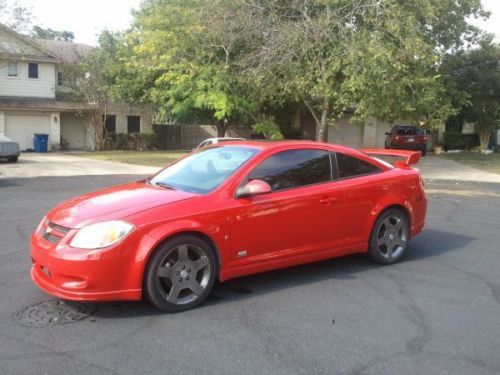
[418,155,500,183]
[0,153,159,179]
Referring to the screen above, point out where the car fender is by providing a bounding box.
[366,196,414,240]
[133,218,229,284]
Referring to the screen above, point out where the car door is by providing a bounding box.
[228,148,345,268]
[334,152,385,244]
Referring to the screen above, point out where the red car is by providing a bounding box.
[31,141,427,312]
[385,125,428,156]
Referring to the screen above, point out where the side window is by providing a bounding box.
[7,61,18,77]
[127,116,140,133]
[336,152,380,179]
[248,149,331,191]
[28,63,39,79]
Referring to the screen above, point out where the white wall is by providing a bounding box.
[0,60,56,98]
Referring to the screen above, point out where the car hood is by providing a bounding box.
[47,181,198,228]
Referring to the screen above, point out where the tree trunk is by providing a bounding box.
[316,99,330,142]
[479,128,492,151]
[216,121,227,137]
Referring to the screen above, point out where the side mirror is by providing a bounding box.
[236,179,271,198]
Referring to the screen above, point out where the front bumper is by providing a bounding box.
[30,229,142,301]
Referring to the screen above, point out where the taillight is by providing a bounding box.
[395,136,400,141]
[423,136,427,142]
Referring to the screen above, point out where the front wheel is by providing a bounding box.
[368,209,409,265]
[143,235,217,312]
[7,156,18,162]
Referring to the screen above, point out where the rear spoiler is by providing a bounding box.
[360,148,421,167]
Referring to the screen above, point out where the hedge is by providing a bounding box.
[104,133,158,151]
[443,132,480,151]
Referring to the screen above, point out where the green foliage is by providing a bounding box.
[252,120,284,140]
[31,26,74,41]
[443,132,480,150]
[92,0,489,141]
[441,40,500,149]
[104,133,157,151]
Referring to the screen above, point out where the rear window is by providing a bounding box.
[336,153,381,179]
[397,126,424,136]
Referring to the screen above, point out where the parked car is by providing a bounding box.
[385,125,428,156]
[0,134,21,162]
[30,141,427,312]
[196,137,245,149]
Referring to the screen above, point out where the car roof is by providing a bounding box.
[211,140,368,156]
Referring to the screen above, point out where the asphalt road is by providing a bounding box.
[0,174,499,375]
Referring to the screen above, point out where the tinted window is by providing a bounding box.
[28,63,38,78]
[127,116,140,133]
[248,149,331,191]
[397,126,424,136]
[336,153,380,179]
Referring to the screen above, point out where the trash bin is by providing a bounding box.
[33,133,49,153]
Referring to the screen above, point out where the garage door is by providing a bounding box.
[5,115,50,151]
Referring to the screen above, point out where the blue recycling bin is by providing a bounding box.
[33,133,49,152]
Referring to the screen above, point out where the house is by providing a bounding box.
[0,23,153,151]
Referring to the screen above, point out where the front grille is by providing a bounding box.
[48,222,70,235]
[44,232,62,243]
[41,221,71,244]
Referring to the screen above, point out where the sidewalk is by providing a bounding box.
[418,155,500,183]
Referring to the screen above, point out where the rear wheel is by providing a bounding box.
[7,156,18,162]
[368,209,409,265]
[421,148,427,157]
[143,234,217,312]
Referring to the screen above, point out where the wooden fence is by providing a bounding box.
[153,124,253,149]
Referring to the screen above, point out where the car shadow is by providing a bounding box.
[90,228,474,319]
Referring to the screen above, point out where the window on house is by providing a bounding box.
[7,62,18,77]
[248,149,331,191]
[57,72,63,86]
[127,116,140,133]
[28,63,39,79]
[104,115,116,135]
[335,152,381,180]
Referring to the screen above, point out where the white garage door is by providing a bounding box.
[5,115,50,151]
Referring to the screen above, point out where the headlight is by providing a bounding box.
[70,221,134,249]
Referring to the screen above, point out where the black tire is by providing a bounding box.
[421,148,427,157]
[143,234,217,312]
[368,208,410,265]
[7,156,18,162]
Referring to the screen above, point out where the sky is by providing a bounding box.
[27,0,142,45]
[11,0,500,46]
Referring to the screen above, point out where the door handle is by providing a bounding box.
[319,197,337,205]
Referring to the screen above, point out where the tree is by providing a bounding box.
[242,0,486,141]
[56,36,115,151]
[442,40,500,150]
[117,0,258,136]
[32,25,74,41]
[0,0,34,33]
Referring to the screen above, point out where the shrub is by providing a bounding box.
[443,132,480,151]
[104,133,158,151]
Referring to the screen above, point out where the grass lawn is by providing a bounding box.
[444,151,500,175]
[69,150,188,167]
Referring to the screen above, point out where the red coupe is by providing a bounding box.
[31,141,427,312]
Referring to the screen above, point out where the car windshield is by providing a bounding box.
[150,146,259,194]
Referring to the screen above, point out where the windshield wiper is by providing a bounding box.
[154,181,176,190]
